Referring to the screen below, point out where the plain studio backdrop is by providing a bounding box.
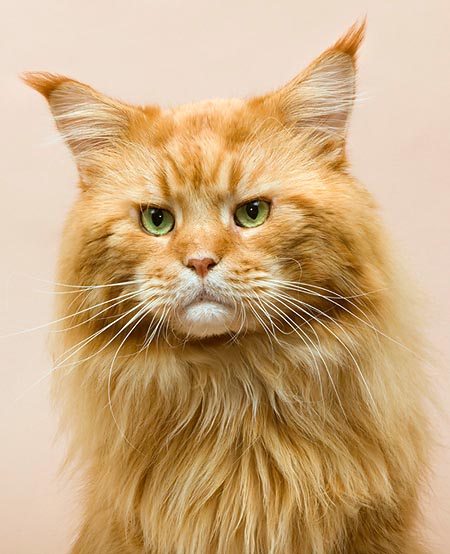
[1,1,449,552]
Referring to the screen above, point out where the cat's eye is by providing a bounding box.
[140,207,175,236]
[234,200,270,228]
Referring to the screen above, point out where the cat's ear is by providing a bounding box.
[23,72,138,166]
[269,20,365,161]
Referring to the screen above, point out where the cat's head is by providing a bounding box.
[25,21,385,342]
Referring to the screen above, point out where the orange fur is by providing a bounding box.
[25,20,429,553]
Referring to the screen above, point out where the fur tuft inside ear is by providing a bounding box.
[23,72,133,161]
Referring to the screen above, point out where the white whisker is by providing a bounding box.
[52,300,150,371]
[269,290,378,414]
[1,289,143,339]
[106,304,154,456]
[270,279,415,356]
[260,295,345,418]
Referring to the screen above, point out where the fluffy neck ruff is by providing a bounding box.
[53,304,426,553]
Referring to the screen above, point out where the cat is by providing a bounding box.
[25,20,429,554]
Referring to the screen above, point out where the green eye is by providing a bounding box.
[234,200,270,228]
[141,207,175,236]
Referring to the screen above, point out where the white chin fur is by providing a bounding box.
[178,302,234,338]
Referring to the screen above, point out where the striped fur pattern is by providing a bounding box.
[25,21,429,553]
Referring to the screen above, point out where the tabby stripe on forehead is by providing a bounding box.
[227,156,244,194]
[163,146,239,193]
[163,151,185,191]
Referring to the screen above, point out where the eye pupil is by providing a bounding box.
[151,209,164,227]
[246,201,260,220]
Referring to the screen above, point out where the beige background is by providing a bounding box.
[1,0,449,552]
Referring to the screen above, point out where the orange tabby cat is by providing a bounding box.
[25,21,429,553]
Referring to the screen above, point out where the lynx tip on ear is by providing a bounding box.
[332,18,367,58]
[21,71,70,98]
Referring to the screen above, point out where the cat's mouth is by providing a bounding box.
[183,287,229,308]
[187,291,226,305]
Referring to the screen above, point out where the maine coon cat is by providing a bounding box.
[25,21,429,553]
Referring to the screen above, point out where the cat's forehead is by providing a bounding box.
[141,99,270,203]
[146,137,252,207]
[168,97,247,127]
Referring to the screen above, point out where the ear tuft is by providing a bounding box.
[22,71,70,98]
[332,17,366,58]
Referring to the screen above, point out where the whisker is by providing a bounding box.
[53,290,144,334]
[273,280,379,333]
[271,278,385,300]
[143,306,168,350]
[260,295,345,418]
[106,304,154,456]
[246,301,277,359]
[1,289,144,339]
[26,275,148,293]
[269,290,378,414]
[13,299,150,403]
[276,256,303,281]
[255,297,279,338]
[52,300,150,371]
[270,280,415,356]
[226,299,247,345]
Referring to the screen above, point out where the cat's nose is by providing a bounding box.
[186,257,217,278]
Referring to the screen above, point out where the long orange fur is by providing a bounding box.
[25,21,430,553]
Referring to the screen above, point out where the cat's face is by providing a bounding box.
[26,22,383,341]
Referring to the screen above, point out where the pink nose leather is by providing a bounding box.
[186,257,217,278]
